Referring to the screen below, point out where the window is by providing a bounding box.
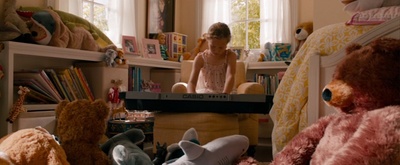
[52,0,137,47]
[82,0,109,32]
[201,0,295,50]
[229,0,263,49]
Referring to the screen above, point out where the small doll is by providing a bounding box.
[158,32,169,60]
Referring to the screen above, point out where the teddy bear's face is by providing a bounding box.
[322,38,400,114]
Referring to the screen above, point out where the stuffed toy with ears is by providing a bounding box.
[100,128,153,165]
[292,22,313,58]
[271,38,400,164]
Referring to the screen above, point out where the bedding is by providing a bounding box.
[269,22,376,156]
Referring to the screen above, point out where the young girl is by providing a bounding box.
[187,22,237,94]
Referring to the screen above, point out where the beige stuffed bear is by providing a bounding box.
[0,127,69,165]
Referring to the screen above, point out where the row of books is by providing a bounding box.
[14,67,94,104]
[254,72,284,95]
[128,67,142,91]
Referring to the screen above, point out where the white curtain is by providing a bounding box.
[200,0,298,48]
[199,0,230,36]
[50,0,137,48]
[260,0,298,45]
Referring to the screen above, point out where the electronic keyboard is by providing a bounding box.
[120,91,273,114]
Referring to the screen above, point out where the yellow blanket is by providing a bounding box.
[270,22,375,156]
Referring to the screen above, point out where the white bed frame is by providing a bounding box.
[307,16,400,125]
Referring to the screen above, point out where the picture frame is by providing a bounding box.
[146,0,175,35]
[142,38,163,60]
[122,36,139,54]
[230,47,244,60]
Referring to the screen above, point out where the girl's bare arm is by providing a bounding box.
[223,50,237,94]
[187,55,204,93]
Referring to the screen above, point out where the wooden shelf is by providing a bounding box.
[247,61,288,70]
[125,55,180,69]
[3,41,104,61]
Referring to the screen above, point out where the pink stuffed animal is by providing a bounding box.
[271,38,400,164]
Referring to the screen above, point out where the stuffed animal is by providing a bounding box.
[292,22,313,58]
[114,49,128,65]
[165,128,249,165]
[6,86,30,123]
[0,0,31,42]
[341,0,400,13]
[100,128,153,165]
[55,99,110,165]
[29,9,116,52]
[0,127,69,165]
[182,33,208,60]
[271,38,400,164]
[104,49,118,67]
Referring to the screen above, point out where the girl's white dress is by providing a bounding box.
[196,50,228,93]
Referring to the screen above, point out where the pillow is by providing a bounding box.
[346,6,400,25]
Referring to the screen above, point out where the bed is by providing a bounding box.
[269,11,400,155]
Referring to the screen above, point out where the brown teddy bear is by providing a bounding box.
[56,99,110,165]
[0,127,69,165]
[182,33,208,60]
[271,38,400,164]
[292,22,313,58]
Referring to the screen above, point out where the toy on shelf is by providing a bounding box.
[158,32,169,60]
[6,86,30,123]
[108,79,125,109]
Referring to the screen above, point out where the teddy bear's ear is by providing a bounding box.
[55,100,69,118]
[345,43,362,55]
[92,99,110,119]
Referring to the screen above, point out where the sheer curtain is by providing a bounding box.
[50,0,137,47]
[199,0,230,36]
[200,0,298,48]
[260,0,298,45]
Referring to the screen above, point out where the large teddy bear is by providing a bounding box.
[0,127,69,165]
[55,99,110,165]
[271,38,400,164]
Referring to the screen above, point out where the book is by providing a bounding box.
[74,67,95,101]
[14,79,56,102]
[67,68,86,99]
[44,69,69,101]
[56,69,79,101]
[14,70,62,102]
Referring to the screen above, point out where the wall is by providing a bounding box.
[313,0,351,29]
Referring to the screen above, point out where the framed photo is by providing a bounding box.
[122,36,139,54]
[142,38,163,59]
[146,0,175,35]
[230,47,244,60]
